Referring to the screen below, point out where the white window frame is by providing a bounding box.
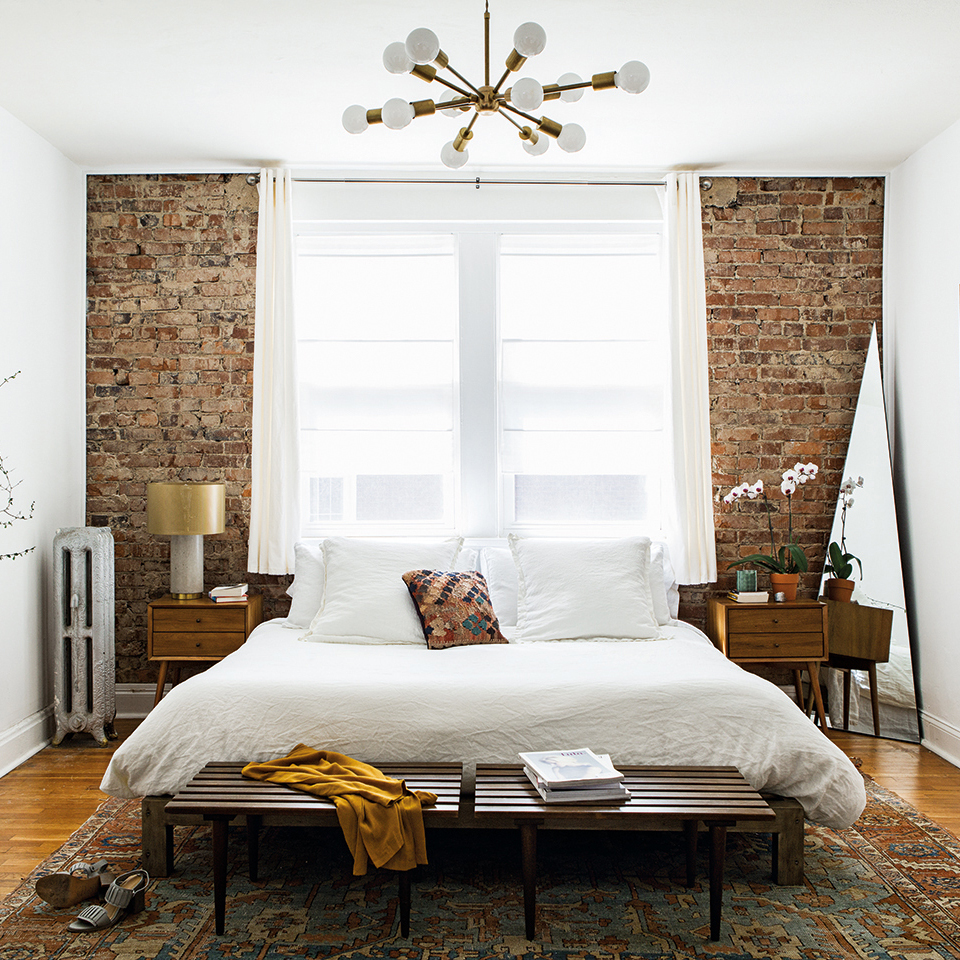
[294,209,666,540]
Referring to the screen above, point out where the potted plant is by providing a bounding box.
[722,462,819,601]
[824,476,863,602]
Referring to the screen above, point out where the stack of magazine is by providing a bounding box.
[518,747,630,803]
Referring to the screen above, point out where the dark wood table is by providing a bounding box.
[471,764,776,941]
[165,761,462,936]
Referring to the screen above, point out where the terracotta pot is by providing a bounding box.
[825,577,855,602]
[769,572,800,601]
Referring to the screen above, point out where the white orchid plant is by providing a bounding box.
[722,461,819,575]
[824,476,864,581]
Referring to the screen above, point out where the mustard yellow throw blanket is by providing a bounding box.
[241,745,437,875]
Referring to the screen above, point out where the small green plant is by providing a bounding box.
[824,476,863,581]
[1,372,36,561]
[722,462,819,574]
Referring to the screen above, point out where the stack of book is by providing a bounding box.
[518,747,630,803]
[727,590,769,603]
[208,583,249,603]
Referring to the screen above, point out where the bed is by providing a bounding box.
[101,535,866,876]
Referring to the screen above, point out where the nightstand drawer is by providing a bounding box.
[150,631,247,659]
[152,606,248,633]
[727,633,825,660]
[728,607,823,634]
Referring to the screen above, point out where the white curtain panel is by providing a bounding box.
[247,168,301,574]
[663,172,717,584]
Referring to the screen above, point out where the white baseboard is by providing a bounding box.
[920,710,960,769]
[116,683,165,720]
[0,706,53,779]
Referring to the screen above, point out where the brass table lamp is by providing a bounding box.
[147,482,225,599]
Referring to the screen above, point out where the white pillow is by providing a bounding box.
[455,546,480,572]
[302,537,462,644]
[285,542,325,628]
[649,542,673,625]
[479,546,520,628]
[509,535,660,642]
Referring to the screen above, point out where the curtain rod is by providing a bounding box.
[245,174,665,188]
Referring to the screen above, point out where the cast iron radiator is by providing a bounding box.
[52,527,117,745]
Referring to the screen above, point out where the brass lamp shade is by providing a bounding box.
[147,483,226,598]
[147,483,225,536]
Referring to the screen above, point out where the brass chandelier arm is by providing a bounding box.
[498,110,523,131]
[492,67,512,96]
[444,63,483,97]
[436,97,476,112]
[430,73,477,100]
[499,101,541,126]
[542,78,594,101]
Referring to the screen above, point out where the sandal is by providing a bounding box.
[36,860,115,908]
[67,869,148,933]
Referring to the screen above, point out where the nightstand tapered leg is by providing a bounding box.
[154,661,169,707]
[806,662,828,729]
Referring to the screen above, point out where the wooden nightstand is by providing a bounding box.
[707,598,829,729]
[147,594,262,707]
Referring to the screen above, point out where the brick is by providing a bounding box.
[702,176,882,628]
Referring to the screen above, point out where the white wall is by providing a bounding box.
[886,114,960,765]
[0,105,86,776]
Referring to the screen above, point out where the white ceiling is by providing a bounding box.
[2,0,960,175]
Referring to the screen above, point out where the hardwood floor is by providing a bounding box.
[0,722,958,899]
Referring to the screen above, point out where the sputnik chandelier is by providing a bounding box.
[341,2,650,168]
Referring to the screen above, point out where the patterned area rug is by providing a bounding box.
[2,776,960,960]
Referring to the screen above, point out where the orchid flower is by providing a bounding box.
[721,460,819,575]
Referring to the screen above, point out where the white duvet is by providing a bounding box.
[101,620,866,828]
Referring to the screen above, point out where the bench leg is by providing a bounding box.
[398,870,411,937]
[684,820,698,886]
[212,816,229,935]
[519,822,538,940]
[708,824,727,941]
[141,796,173,878]
[772,802,805,885]
[247,815,261,882]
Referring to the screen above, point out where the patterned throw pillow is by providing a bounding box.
[402,569,508,649]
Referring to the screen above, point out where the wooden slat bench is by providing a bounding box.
[143,761,805,938]
[163,761,462,936]
[471,764,777,941]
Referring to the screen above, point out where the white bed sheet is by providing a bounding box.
[101,620,865,828]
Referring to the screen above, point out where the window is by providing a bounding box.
[296,235,457,534]
[294,184,667,539]
[499,234,666,533]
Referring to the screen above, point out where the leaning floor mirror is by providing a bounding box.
[820,325,920,741]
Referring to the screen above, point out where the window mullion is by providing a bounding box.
[457,232,500,537]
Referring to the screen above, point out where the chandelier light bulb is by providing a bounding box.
[383,41,414,74]
[615,60,651,95]
[513,21,546,57]
[405,27,441,65]
[558,72,584,102]
[381,98,415,129]
[440,141,469,168]
[522,133,549,156]
[441,107,462,118]
[557,122,586,153]
[341,105,369,135]
[510,77,544,111]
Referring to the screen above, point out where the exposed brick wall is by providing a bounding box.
[86,173,882,682]
[677,176,884,627]
[86,174,291,684]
